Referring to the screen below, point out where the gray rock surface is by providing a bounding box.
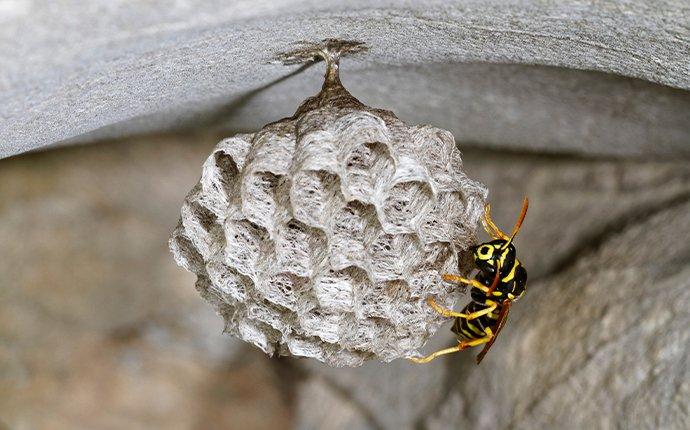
[2,1,689,158]
[0,135,291,430]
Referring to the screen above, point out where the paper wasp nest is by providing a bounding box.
[170,40,487,366]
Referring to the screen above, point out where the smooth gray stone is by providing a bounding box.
[2,1,689,158]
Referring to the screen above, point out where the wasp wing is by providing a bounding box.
[476,299,511,364]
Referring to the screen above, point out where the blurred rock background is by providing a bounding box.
[1,1,689,429]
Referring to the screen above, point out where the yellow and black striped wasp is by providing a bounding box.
[410,197,529,364]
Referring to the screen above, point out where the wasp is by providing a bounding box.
[410,197,529,364]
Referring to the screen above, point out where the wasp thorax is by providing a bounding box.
[169,39,487,366]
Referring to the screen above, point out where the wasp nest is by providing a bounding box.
[170,40,487,366]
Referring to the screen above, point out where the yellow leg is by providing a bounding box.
[464,332,493,348]
[427,297,466,318]
[408,344,466,364]
[427,297,497,320]
[408,332,493,364]
[463,302,497,320]
[482,203,509,240]
[442,274,490,293]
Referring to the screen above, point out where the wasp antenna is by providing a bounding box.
[483,203,509,240]
[503,197,529,248]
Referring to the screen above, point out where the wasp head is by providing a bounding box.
[471,239,516,278]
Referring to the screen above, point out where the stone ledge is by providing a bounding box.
[2,1,688,158]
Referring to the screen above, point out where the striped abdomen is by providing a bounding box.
[451,300,501,340]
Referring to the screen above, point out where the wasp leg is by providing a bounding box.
[427,297,466,318]
[462,301,497,320]
[482,203,509,240]
[465,331,493,348]
[408,333,493,364]
[442,274,490,293]
[427,297,497,320]
[408,344,466,364]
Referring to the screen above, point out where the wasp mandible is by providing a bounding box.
[410,197,529,364]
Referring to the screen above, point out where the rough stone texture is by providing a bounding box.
[2,134,690,429]
[2,1,689,158]
[299,350,451,429]
[295,378,374,430]
[169,52,487,366]
[0,136,292,430]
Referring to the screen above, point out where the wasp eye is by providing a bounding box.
[476,244,493,259]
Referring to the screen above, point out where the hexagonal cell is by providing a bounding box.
[389,316,429,352]
[290,170,341,229]
[292,129,339,173]
[295,107,339,137]
[257,271,310,311]
[299,310,344,344]
[328,201,377,270]
[409,125,462,192]
[274,219,327,278]
[169,223,205,274]
[238,318,277,355]
[420,241,457,272]
[388,300,428,328]
[354,279,409,320]
[410,125,455,155]
[419,192,479,249]
[333,111,390,154]
[340,317,392,353]
[418,191,465,245]
[380,180,434,233]
[366,233,421,282]
[223,219,270,278]
[195,275,228,310]
[286,334,327,361]
[205,260,253,303]
[241,171,280,230]
[449,210,478,251]
[215,134,254,171]
[312,267,363,313]
[340,141,394,203]
[246,299,292,336]
[180,200,222,259]
[328,347,370,367]
[219,303,243,334]
[199,150,240,216]
[406,269,437,299]
[246,122,295,175]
